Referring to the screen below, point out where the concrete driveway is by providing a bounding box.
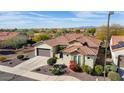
[0,56,80,81]
[14,56,49,71]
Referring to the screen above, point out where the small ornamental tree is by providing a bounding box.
[95,65,103,76]
[108,71,121,81]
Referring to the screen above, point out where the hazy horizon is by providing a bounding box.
[0,11,123,29]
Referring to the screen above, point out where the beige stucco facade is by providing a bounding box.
[62,53,96,68]
[35,43,97,68]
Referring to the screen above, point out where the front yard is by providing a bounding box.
[33,65,106,81]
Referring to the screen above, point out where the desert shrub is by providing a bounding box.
[69,60,82,72]
[50,64,66,75]
[17,55,24,60]
[0,56,7,62]
[105,65,111,73]
[110,64,117,72]
[47,57,57,66]
[95,65,103,76]
[36,68,41,71]
[105,64,117,74]
[53,64,67,69]
[76,65,82,72]
[108,71,121,81]
[82,65,92,74]
[69,60,77,71]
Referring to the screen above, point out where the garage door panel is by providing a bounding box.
[37,48,50,57]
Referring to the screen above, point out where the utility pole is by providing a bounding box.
[104,11,114,80]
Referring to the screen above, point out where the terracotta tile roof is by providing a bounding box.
[43,33,101,55]
[64,45,99,56]
[0,32,19,41]
[44,33,82,47]
[77,36,101,48]
[111,36,124,46]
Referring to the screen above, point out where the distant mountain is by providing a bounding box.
[79,26,96,28]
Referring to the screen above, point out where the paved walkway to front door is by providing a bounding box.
[0,56,79,81]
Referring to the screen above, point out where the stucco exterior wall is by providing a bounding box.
[111,49,124,65]
[63,53,96,68]
[62,54,72,65]
[110,38,124,66]
[84,56,96,68]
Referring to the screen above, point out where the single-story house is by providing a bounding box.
[110,36,124,70]
[34,33,101,68]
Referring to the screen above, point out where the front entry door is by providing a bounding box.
[77,56,81,65]
[73,55,81,65]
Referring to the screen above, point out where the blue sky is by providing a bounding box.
[0,11,123,28]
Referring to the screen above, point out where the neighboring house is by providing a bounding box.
[34,33,101,68]
[0,32,19,41]
[110,36,124,70]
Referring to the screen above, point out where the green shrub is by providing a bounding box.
[47,57,57,66]
[50,64,66,75]
[105,65,111,72]
[110,65,117,72]
[108,71,121,81]
[0,56,7,62]
[53,64,67,69]
[76,65,82,72]
[17,55,24,60]
[105,64,117,73]
[82,65,92,74]
[95,65,103,76]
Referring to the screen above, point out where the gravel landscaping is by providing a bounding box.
[0,59,25,67]
[33,65,107,81]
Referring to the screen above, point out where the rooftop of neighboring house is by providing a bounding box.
[0,32,19,41]
[111,36,124,51]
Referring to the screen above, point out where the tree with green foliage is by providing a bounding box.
[0,35,28,49]
[32,33,50,42]
[87,28,96,36]
[96,24,124,41]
